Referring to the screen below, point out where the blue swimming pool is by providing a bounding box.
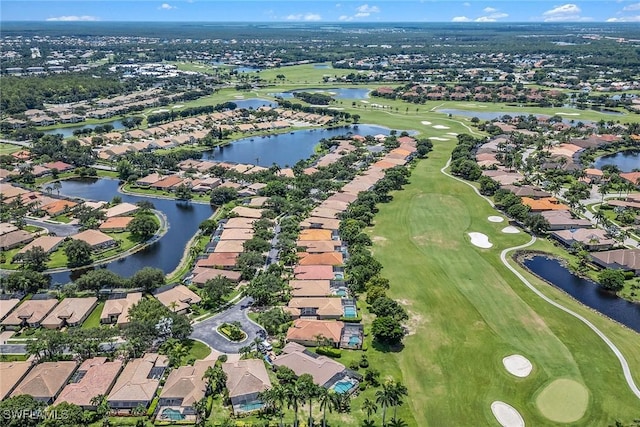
[333,379,356,394]
[343,306,357,318]
[237,402,265,412]
[348,335,361,346]
[160,408,185,421]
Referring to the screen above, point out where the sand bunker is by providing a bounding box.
[433,125,450,129]
[447,132,459,136]
[488,216,504,223]
[491,402,525,427]
[233,95,245,99]
[468,232,492,248]
[430,137,450,141]
[503,354,533,377]
[556,112,580,116]
[172,104,184,109]
[502,226,520,234]
[421,120,432,125]
[360,100,370,104]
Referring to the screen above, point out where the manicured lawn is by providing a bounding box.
[81,302,104,329]
[0,142,20,155]
[185,338,211,360]
[365,119,640,425]
[50,214,72,223]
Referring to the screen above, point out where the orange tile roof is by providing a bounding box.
[298,252,344,266]
[99,216,134,230]
[521,197,569,212]
[298,229,333,241]
[621,172,640,185]
[286,319,344,344]
[41,199,78,215]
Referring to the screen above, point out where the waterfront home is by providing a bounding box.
[551,228,616,251]
[230,206,263,219]
[0,361,33,400]
[195,252,239,270]
[222,359,272,415]
[101,292,143,326]
[1,297,59,329]
[298,252,344,266]
[273,342,347,388]
[297,240,343,254]
[0,297,21,322]
[17,235,65,255]
[104,202,139,218]
[157,360,216,419]
[0,229,34,250]
[41,199,78,216]
[219,228,254,241]
[620,172,640,188]
[289,280,332,298]
[151,175,184,191]
[223,217,257,229]
[590,249,640,275]
[521,197,570,212]
[540,210,592,231]
[189,267,242,285]
[286,297,344,319]
[286,319,344,347]
[72,229,117,250]
[136,172,164,187]
[11,361,77,404]
[41,297,98,329]
[213,240,246,253]
[153,284,202,314]
[54,357,123,409]
[293,265,336,281]
[99,216,134,232]
[42,161,74,172]
[107,353,169,412]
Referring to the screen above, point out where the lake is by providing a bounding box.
[43,120,125,138]
[594,150,640,173]
[201,124,394,167]
[49,178,214,285]
[523,255,640,332]
[269,88,371,100]
[233,98,279,109]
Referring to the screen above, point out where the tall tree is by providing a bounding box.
[64,239,93,268]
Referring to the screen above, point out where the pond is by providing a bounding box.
[313,64,332,69]
[233,98,278,110]
[201,124,395,167]
[43,120,125,138]
[269,88,371,100]
[235,66,262,73]
[522,255,640,332]
[593,150,640,173]
[49,178,214,285]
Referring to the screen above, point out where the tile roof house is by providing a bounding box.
[223,217,257,229]
[222,359,272,414]
[551,228,616,251]
[72,229,116,250]
[214,240,246,253]
[273,342,346,387]
[0,229,34,250]
[297,240,343,254]
[289,280,332,298]
[590,249,640,274]
[11,361,77,404]
[219,228,254,241]
[521,197,570,212]
[286,297,344,319]
[41,297,98,329]
[299,217,341,231]
[0,361,33,400]
[99,216,134,232]
[41,199,78,216]
[540,210,592,231]
[298,229,333,241]
[2,297,59,329]
[108,354,169,411]
[17,235,64,254]
[55,357,123,409]
[294,265,337,280]
[158,360,216,417]
[230,206,263,219]
[104,202,139,218]
[298,252,344,266]
[153,284,202,314]
[286,319,344,347]
[0,297,21,322]
[195,252,239,270]
[190,267,242,285]
[101,292,143,326]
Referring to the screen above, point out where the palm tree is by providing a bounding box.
[203,365,227,396]
[192,396,208,427]
[91,394,110,422]
[272,384,288,427]
[296,374,318,426]
[286,382,302,427]
[239,345,253,359]
[362,397,378,423]
[317,387,337,427]
[387,418,408,427]
[375,381,394,426]
[389,381,408,421]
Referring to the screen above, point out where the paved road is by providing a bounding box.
[190,296,266,354]
[0,344,27,354]
[25,217,80,237]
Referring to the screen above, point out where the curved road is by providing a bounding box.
[190,296,266,354]
[440,157,640,400]
[25,217,80,237]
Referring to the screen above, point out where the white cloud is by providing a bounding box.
[483,7,497,13]
[542,3,591,21]
[159,3,176,10]
[452,16,472,22]
[356,4,380,14]
[607,15,640,21]
[339,15,352,21]
[46,15,99,21]
[623,2,640,11]
[286,13,322,21]
[475,12,508,22]
[476,16,496,22]
[463,2,471,6]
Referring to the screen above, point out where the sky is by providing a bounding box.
[2,1,640,23]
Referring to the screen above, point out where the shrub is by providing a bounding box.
[316,346,341,358]
[147,397,159,417]
[217,354,228,363]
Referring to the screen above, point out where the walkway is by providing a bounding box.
[441,158,640,401]
[190,296,266,354]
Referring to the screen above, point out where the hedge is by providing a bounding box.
[316,346,341,358]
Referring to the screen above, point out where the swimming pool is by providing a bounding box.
[348,335,361,346]
[237,402,265,412]
[160,408,185,421]
[332,379,356,394]
[343,306,357,318]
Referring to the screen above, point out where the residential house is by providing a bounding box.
[273,342,348,388]
[104,202,139,218]
[214,240,246,253]
[590,249,640,275]
[0,361,33,400]
[219,228,254,241]
[17,235,64,255]
[286,319,344,347]
[41,297,98,329]
[230,206,263,219]
[99,216,134,232]
[157,360,216,420]
[521,197,570,212]
[72,229,117,250]
[0,230,34,250]
[540,210,592,230]
[107,353,169,411]
[223,217,256,229]
[153,284,202,314]
[286,297,344,319]
[222,359,272,414]
[551,228,616,251]
[0,297,21,322]
[101,292,143,326]
[189,267,242,286]
[289,280,332,298]
[11,361,77,404]
[55,357,123,409]
[298,252,344,266]
[41,199,78,217]
[195,252,239,270]
[298,229,333,241]
[294,265,337,281]
[1,297,59,329]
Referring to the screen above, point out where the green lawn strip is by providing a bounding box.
[365,123,640,425]
[50,214,72,223]
[81,301,104,329]
[184,338,211,360]
[0,142,21,155]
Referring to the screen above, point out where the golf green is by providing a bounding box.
[535,378,589,423]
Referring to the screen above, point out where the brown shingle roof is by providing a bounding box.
[55,358,123,408]
[222,359,272,400]
[11,361,77,402]
[154,285,201,312]
[160,360,215,407]
[273,342,345,387]
[107,354,168,405]
[41,297,98,328]
[0,361,33,400]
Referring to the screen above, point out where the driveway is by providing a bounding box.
[25,217,80,237]
[190,296,266,354]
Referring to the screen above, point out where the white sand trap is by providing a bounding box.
[327,107,344,110]
[360,100,369,103]
[430,137,450,141]
[433,125,450,129]
[491,402,525,427]
[556,112,580,116]
[503,354,533,377]
[233,95,245,99]
[468,232,492,248]
[151,109,170,114]
[447,132,459,136]
[488,216,504,223]
[421,121,432,125]
[502,226,520,234]
[172,104,184,109]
